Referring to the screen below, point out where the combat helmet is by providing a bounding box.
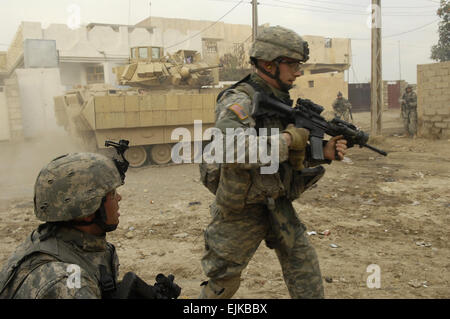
[34,153,122,222]
[249,25,310,63]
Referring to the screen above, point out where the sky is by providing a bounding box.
[0,0,443,84]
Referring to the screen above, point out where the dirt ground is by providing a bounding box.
[0,108,449,299]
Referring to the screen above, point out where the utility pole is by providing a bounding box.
[252,0,258,41]
[371,0,382,136]
[149,2,152,28]
[398,40,402,80]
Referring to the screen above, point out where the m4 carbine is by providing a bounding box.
[252,92,387,161]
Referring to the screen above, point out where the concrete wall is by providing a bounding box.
[15,68,65,138]
[6,25,24,72]
[0,53,6,71]
[138,17,351,67]
[303,36,351,65]
[291,71,348,112]
[417,61,450,138]
[0,89,10,141]
[59,62,85,88]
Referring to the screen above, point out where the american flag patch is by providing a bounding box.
[229,104,248,120]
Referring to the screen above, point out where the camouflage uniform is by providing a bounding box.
[401,87,417,136]
[0,153,123,299]
[200,66,325,298]
[332,96,352,122]
[0,226,119,299]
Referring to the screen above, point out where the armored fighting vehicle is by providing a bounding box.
[54,46,222,167]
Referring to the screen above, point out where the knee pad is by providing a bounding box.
[198,276,241,299]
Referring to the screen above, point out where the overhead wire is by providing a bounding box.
[209,0,437,16]
[351,18,439,40]
[273,0,439,9]
[164,0,245,50]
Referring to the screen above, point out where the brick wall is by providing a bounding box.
[4,75,23,140]
[6,25,24,72]
[417,61,450,138]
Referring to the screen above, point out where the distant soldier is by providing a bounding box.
[400,85,417,137]
[332,92,353,122]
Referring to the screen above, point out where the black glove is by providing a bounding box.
[154,274,182,299]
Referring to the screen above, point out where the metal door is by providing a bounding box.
[388,82,401,108]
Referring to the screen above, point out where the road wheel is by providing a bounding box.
[124,146,148,167]
[150,144,172,165]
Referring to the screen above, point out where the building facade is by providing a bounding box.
[0,18,352,141]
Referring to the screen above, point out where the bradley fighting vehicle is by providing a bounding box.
[54,46,222,167]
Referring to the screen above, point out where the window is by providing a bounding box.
[205,41,218,54]
[324,38,332,48]
[308,80,314,88]
[130,48,136,59]
[151,47,160,60]
[86,65,104,84]
[138,47,148,59]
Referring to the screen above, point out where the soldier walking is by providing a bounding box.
[198,26,348,299]
[400,85,418,137]
[332,92,353,122]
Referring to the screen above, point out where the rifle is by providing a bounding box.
[347,103,354,121]
[105,139,130,183]
[252,92,387,161]
[107,272,181,299]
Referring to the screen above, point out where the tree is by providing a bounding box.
[219,44,252,81]
[431,0,450,62]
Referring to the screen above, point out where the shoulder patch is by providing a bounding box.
[228,104,248,120]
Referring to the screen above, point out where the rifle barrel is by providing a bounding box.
[363,144,387,156]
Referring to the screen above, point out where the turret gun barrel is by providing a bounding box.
[188,64,223,74]
[179,64,222,79]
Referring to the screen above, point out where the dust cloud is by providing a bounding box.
[0,128,82,203]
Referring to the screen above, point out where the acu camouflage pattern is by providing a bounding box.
[0,226,119,299]
[200,72,324,299]
[249,25,310,62]
[332,97,352,122]
[401,87,418,135]
[34,153,123,222]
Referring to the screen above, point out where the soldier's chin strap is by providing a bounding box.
[92,203,118,233]
[252,58,293,93]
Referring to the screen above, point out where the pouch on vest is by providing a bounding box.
[199,162,221,195]
[215,166,251,212]
[286,166,326,201]
[265,196,306,256]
